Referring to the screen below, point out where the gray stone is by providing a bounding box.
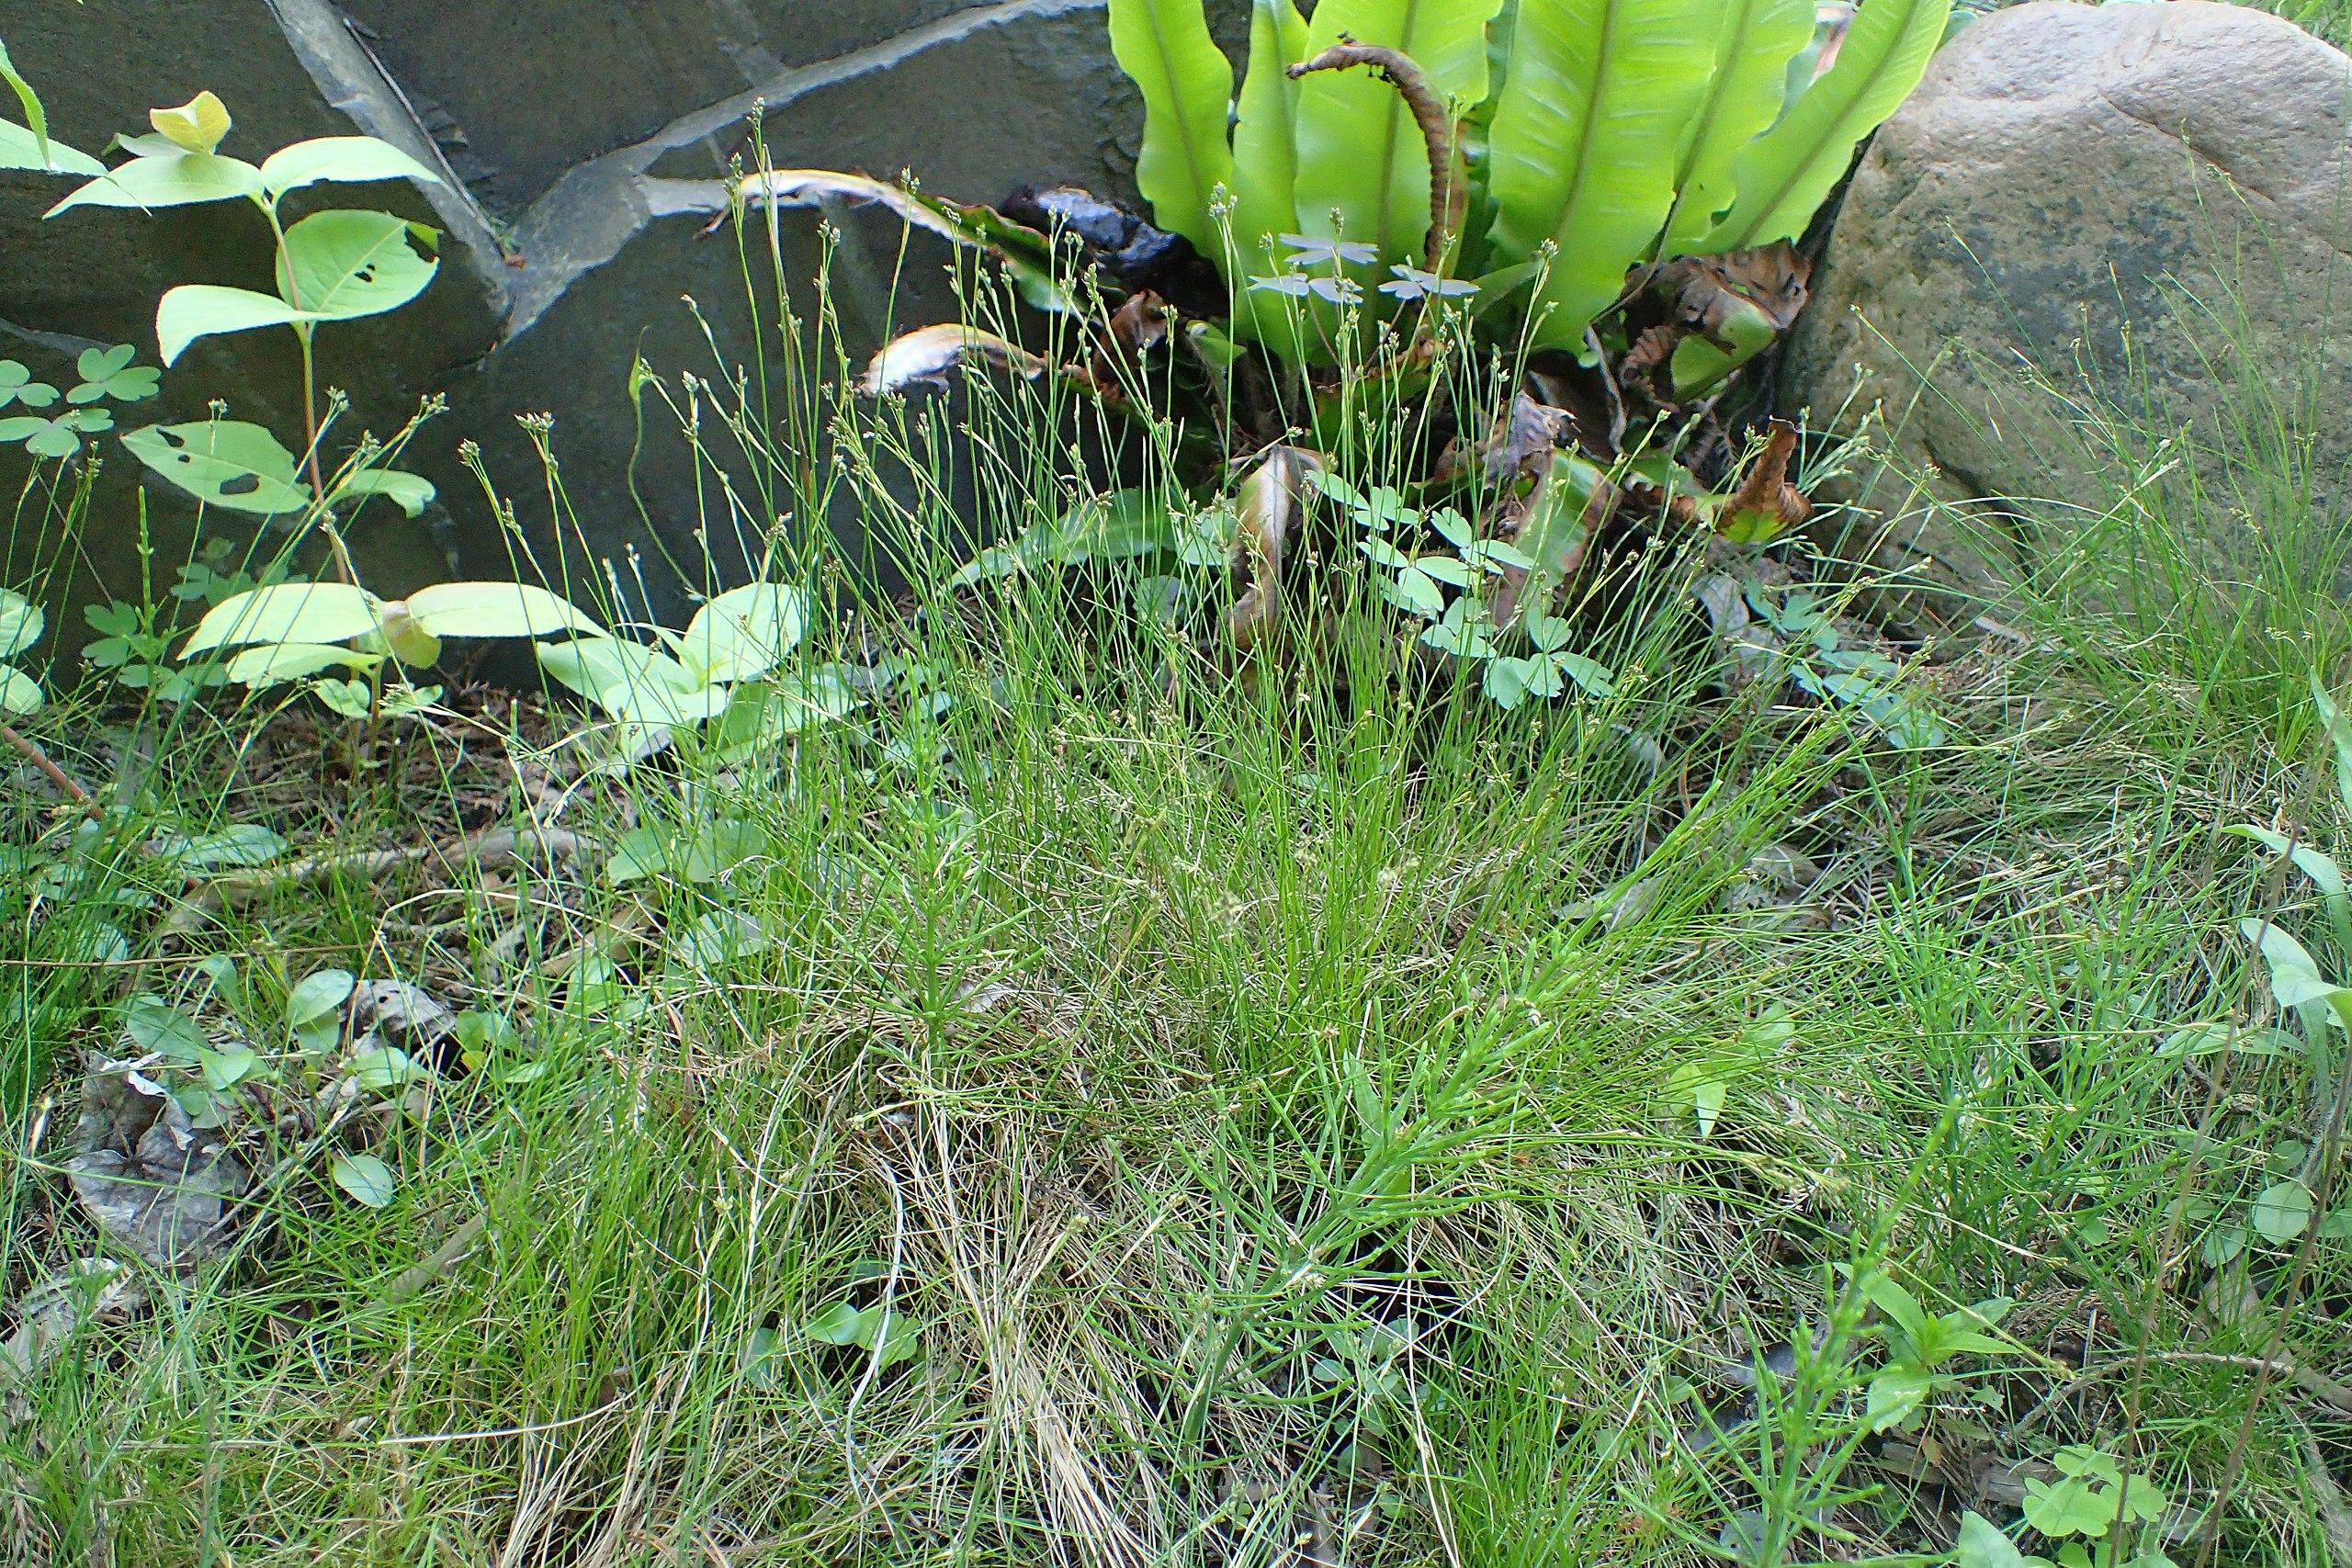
[333,0,990,216]
[432,0,1209,621]
[6,0,1250,635]
[1781,0,2352,614]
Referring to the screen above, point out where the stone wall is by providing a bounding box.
[2,0,1240,623]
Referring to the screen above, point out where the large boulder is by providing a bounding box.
[1781,0,2352,614]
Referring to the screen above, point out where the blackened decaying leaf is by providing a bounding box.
[1001,186,1227,318]
[68,1064,251,1270]
[1226,446,1324,654]
[1526,355,1626,460]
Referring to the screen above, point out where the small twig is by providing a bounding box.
[2,720,92,806]
[164,826,590,935]
[1289,38,1461,271]
[384,1214,489,1306]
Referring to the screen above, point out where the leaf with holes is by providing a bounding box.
[276,209,438,322]
[122,421,311,514]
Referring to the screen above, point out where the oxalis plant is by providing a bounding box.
[727,0,1948,708]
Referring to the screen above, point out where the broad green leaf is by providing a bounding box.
[124,995,209,1062]
[348,1044,427,1092]
[1485,0,1723,346]
[1953,1513,2031,1568]
[2251,1179,2314,1243]
[334,467,435,517]
[288,967,356,1029]
[156,284,321,367]
[1701,0,1949,250]
[181,583,385,656]
[331,1152,397,1208]
[679,583,808,685]
[276,209,437,321]
[1864,1365,1933,1432]
[2239,918,2343,1012]
[1107,0,1236,256]
[150,91,231,154]
[0,589,42,658]
[1662,0,1823,252]
[1227,0,1312,345]
[1669,291,1784,396]
[122,420,311,515]
[223,640,383,685]
[0,39,64,169]
[313,676,372,716]
[1295,0,1506,268]
[2229,825,2348,911]
[200,1044,261,1091]
[0,665,39,716]
[47,150,265,214]
[536,637,724,728]
[805,1302,866,1345]
[0,118,104,175]
[258,135,439,197]
[403,581,604,639]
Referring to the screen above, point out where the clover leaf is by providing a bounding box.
[67,344,161,405]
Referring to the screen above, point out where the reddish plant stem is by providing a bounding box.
[1,720,92,806]
[1289,38,1462,272]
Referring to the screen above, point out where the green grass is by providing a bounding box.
[4,219,2350,1568]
